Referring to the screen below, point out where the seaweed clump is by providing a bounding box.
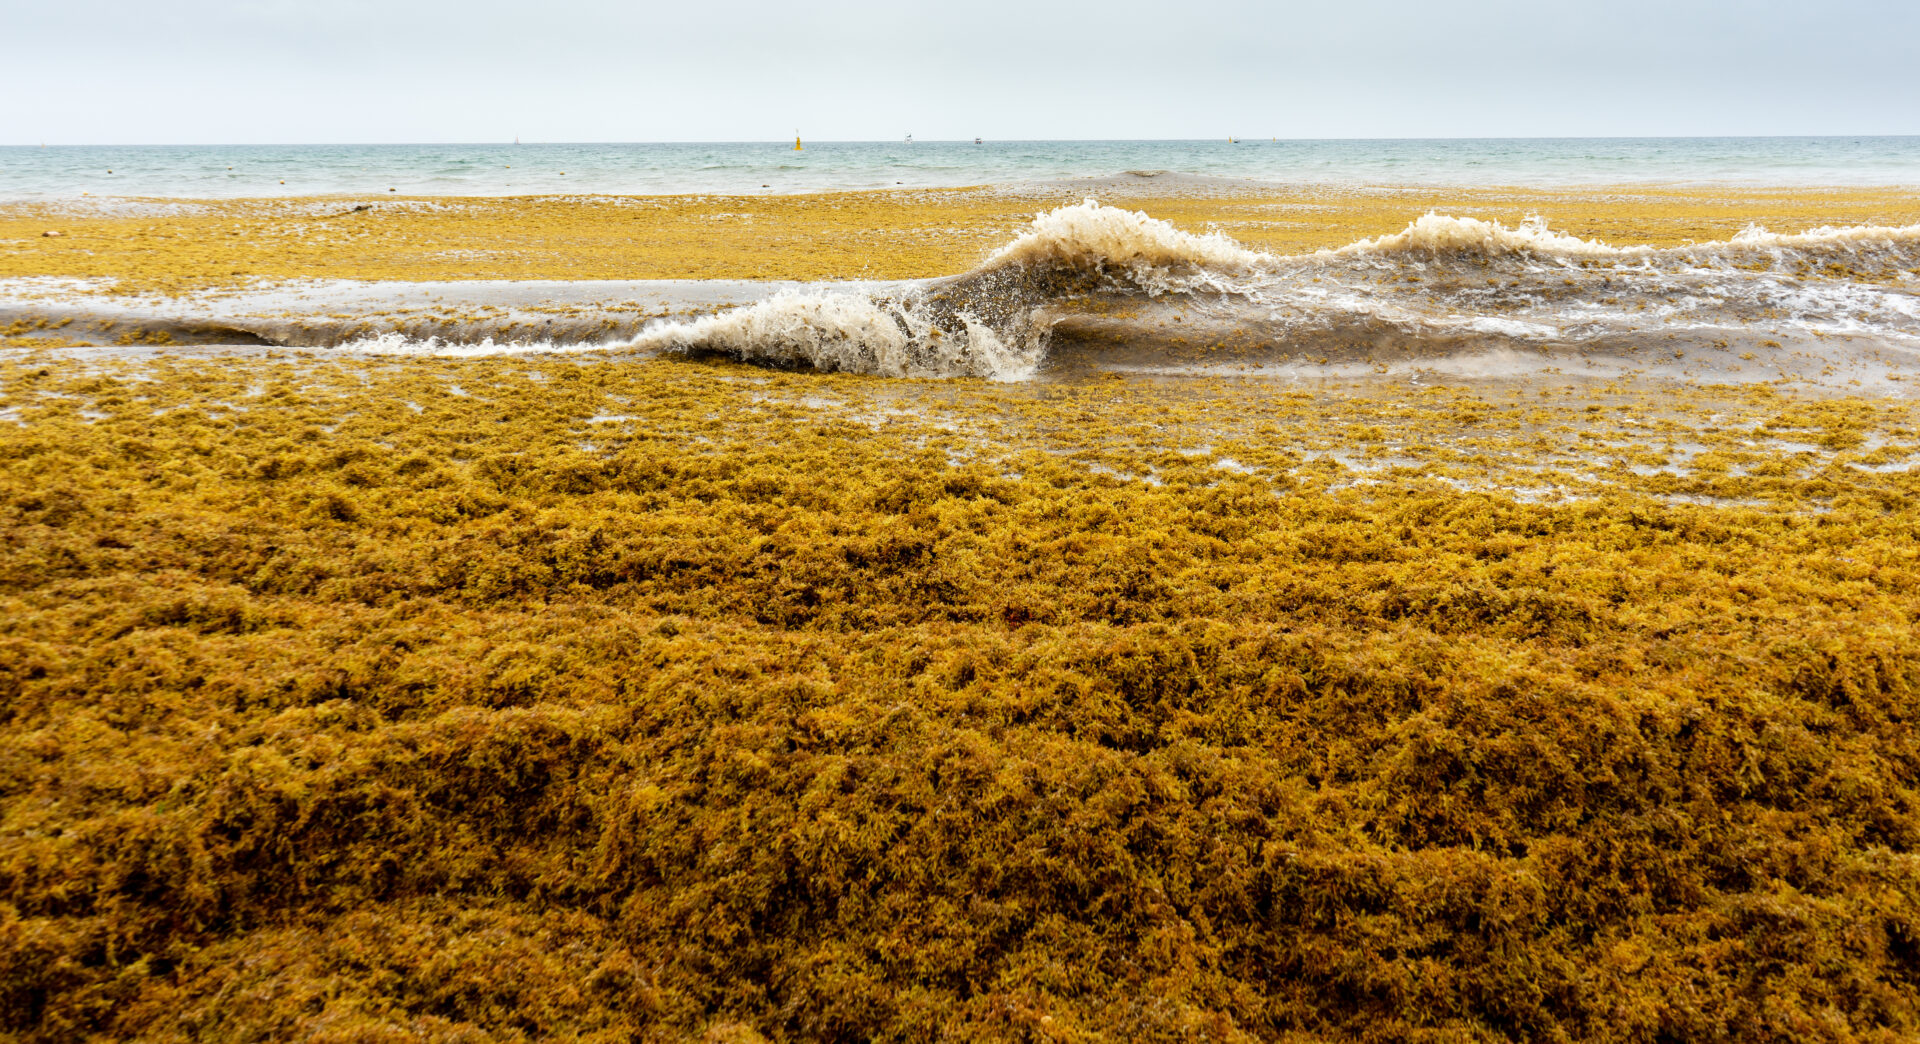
[1,351,1919,1041]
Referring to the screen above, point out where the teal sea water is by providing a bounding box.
[2,138,1918,199]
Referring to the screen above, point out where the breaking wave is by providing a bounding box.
[984,198,1263,274]
[628,201,1920,381]
[1333,214,1641,259]
[631,289,1036,380]
[27,199,1920,384]
[1333,211,1920,262]
[628,199,1265,378]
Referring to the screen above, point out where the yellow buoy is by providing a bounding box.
[794,131,803,151]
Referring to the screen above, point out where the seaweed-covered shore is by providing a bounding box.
[4,348,1919,1041]
[8,182,1920,295]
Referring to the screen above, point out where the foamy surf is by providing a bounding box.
[1332,211,1920,262]
[628,201,1920,382]
[8,200,1920,386]
[330,333,622,358]
[1332,213,1640,259]
[625,200,1257,378]
[628,288,1038,380]
[983,199,1263,275]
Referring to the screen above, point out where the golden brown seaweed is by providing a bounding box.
[2,348,1918,1041]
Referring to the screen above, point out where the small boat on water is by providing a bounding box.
[905,134,913,144]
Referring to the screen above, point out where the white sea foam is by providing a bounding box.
[1333,214,1638,260]
[1728,222,1920,251]
[984,199,1264,275]
[13,201,1920,385]
[316,204,1920,379]
[333,332,620,358]
[1457,316,1563,338]
[623,201,1257,378]
[1332,211,1920,263]
[631,289,1039,380]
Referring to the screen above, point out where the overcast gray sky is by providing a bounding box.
[6,0,1918,144]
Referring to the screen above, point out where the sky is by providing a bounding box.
[5,0,1919,144]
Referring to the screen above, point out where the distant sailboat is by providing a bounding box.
[905,133,913,144]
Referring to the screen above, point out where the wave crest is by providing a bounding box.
[633,289,1039,380]
[258,201,1920,385]
[1728,222,1920,251]
[983,199,1264,275]
[1335,212,1920,262]
[1334,213,1641,260]
[631,201,1261,379]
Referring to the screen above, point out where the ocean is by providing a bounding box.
[3,137,1920,199]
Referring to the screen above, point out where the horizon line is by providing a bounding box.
[7,133,1920,149]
